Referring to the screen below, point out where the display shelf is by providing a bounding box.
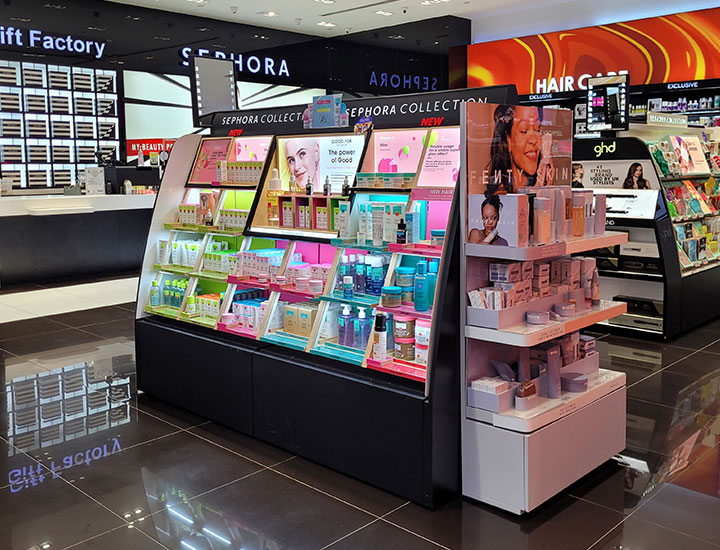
[319,292,380,308]
[465,232,628,260]
[366,357,427,383]
[661,174,713,182]
[670,213,717,222]
[681,259,720,277]
[387,243,443,257]
[144,304,180,319]
[377,303,433,320]
[598,269,664,280]
[330,238,387,253]
[153,264,194,276]
[311,341,365,365]
[217,321,258,339]
[186,181,259,190]
[180,313,218,329]
[352,186,411,194]
[163,222,245,237]
[465,369,625,433]
[190,270,231,283]
[465,300,627,347]
[269,283,322,300]
[227,275,271,290]
[261,330,308,351]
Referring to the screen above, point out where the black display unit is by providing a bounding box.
[134,86,518,508]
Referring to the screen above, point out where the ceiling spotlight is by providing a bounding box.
[259,11,278,17]
[317,21,336,27]
[10,17,32,21]
[314,0,335,3]
[388,35,405,40]
[153,35,171,40]
[375,10,393,16]
[420,0,450,4]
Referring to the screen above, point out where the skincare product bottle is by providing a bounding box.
[324,176,331,196]
[337,254,349,292]
[371,257,385,296]
[343,275,354,300]
[150,280,161,307]
[364,255,372,293]
[305,175,313,196]
[186,295,196,315]
[163,281,171,306]
[339,304,355,347]
[205,210,213,227]
[584,190,594,235]
[396,218,407,244]
[572,193,585,237]
[371,205,384,246]
[414,261,430,312]
[355,254,366,294]
[267,168,282,227]
[342,175,350,196]
[353,306,372,349]
[372,313,387,361]
[427,259,439,307]
[534,197,551,245]
[594,194,606,235]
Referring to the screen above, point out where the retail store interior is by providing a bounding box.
[2,1,720,549]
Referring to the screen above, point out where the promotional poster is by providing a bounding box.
[570,159,659,190]
[416,127,461,188]
[669,135,711,175]
[233,136,271,163]
[373,129,427,173]
[278,135,364,193]
[189,137,232,184]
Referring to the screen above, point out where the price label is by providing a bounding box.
[537,243,563,259]
[534,323,565,343]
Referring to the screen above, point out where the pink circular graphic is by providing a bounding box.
[377,158,398,172]
[452,168,459,182]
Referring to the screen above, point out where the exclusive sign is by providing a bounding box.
[212,86,519,136]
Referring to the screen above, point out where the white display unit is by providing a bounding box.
[458,103,628,515]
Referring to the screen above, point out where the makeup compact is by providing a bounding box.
[561,372,589,392]
[526,311,550,325]
[553,303,576,317]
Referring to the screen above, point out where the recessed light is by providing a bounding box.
[259,11,278,17]
[143,56,154,59]
[388,35,405,40]
[43,3,66,9]
[10,17,32,22]
[420,0,450,5]
[153,36,171,40]
[314,0,335,3]
[375,10,393,16]
[87,26,106,31]
[317,21,336,27]
[124,15,142,20]
[195,26,210,31]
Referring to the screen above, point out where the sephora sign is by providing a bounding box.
[179,46,290,78]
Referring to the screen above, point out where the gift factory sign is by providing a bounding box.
[0,26,106,58]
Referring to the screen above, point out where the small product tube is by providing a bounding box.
[572,193,585,237]
[534,197,551,245]
[372,205,385,247]
[594,194,606,235]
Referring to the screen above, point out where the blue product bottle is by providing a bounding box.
[355,254,366,294]
[337,254,349,292]
[353,306,372,349]
[427,259,439,307]
[364,255,373,293]
[371,258,385,296]
[343,276,355,300]
[150,280,161,307]
[414,261,430,312]
[338,304,356,347]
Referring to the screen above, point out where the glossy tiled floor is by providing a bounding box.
[1,304,719,550]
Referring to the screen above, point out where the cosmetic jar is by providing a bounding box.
[275,275,286,286]
[400,286,414,303]
[295,277,310,292]
[221,313,234,324]
[415,343,429,365]
[395,267,416,287]
[394,337,415,361]
[553,303,576,317]
[415,319,431,346]
[257,273,268,284]
[381,286,402,307]
[393,314,415,338]
[309,279,324,293]
[526,311,550,325]
[561,372,588,392]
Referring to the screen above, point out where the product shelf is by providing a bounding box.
[311,340,365,365]
[186,181,259,190]
[153,264,194,276]
[227,275,271,290]
[144,304,180,319]
[352,186,411,194]
[162,222,246,237]
[217,322,257,339]
[366,357,427,383]
[190,270,231,282]
[465,369,626,433]
[269,283,323,300]
[661,174,713,183]
[330,238,387,253]
[464,231,628,260]
[681,259,720,277]
[319,292,380,308]
[671,212,719,223]
[464,300,627,347]
[180,314,218,329]
[387,243,443,257]
[260,330,308,351]
[377,303,433,320]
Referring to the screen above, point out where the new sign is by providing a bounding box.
[0,26,106,59]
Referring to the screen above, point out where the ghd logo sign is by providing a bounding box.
[594,141,616,157]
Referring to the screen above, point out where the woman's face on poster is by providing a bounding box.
[285,138,318,184]
[482,203,499,232]
[509,106,541,175]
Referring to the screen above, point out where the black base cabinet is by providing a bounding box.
[135,317,456,508]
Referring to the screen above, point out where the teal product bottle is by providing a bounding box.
[343,276,355,300]
[336,254,349,292]
[414,261,430,312]
[427,259,439,307]
[338,304,356,347]
[353,306,372,349]
[364,255,373,293]
[150,280,161,307]
[355,254,366,294]
[371,258,385,296]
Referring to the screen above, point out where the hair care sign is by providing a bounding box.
[466,103,572,195]
[669,136,710,175]
[373,129,427,173]
[570,160,659,190]
[232,136,271,162]
[279,135,364,193]
[189,137,232,184]
[416,127,461,188]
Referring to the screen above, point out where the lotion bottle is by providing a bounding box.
[150,280,161,307]
[414,261,430,312]
[353,306,372,349]
[572,192,585,237]
[267,168,282,227]
[339,304,355,347]
[534,197,551,245]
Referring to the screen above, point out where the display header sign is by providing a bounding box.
[0,26,106,59]
[461,6,720,95]
[647,112,688,128]
[212,86,519,136]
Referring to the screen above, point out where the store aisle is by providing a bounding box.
[0,277,138,323]
[0,310,718,550]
